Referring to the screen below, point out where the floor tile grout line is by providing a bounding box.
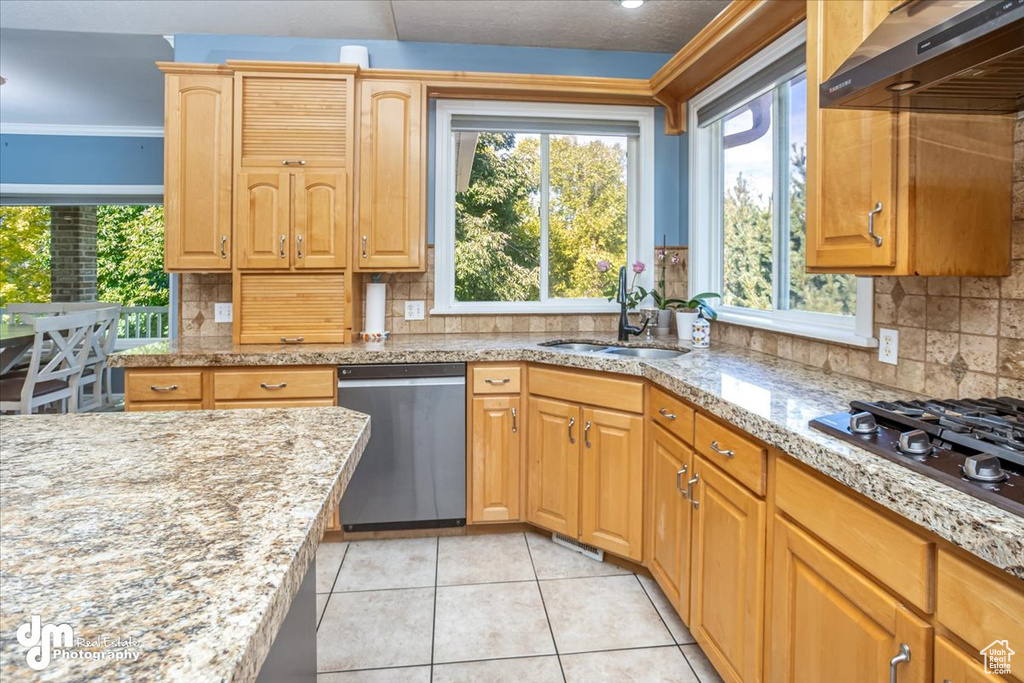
[634,573,690,646]
[679,643,713,683]
[316,542,350,632]
[430,535,439,683]
[525,532,566,683]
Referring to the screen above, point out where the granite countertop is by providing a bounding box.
[110,333,1024,579]
[0,407,369,682]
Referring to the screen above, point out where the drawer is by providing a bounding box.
[648,386,694,445]
[127,401,203,412]
[472,364,521,394]
[776,457,934,613]
[126,370,204,402]
[937,549,1024,654]
[528,366,643,413]
[694,413,766,495]
[212,368,336,401]
[214,398,336,410]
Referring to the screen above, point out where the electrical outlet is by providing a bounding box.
[214,303,233,323]
[878,328,898,365]
[405,301,425,321]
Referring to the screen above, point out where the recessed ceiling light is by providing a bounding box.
[619,0,645,8]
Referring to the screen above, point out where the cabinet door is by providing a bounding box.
[648,424,692,620]
[236,172,291,269]
[164,73,233,271]
[806,0,898,271]
[580,407,644,561]
[770,516,932,683]
[294,171,348,270]
[470,395,521,523]
[934,636,1007,683]
[526,396,580,537]
[356,80,426,271]
[689,457,765,683]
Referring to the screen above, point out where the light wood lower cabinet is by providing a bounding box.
[934,636,1007,683]
[125,366,336,411]
[526,396,581,537]
[689,456,766,683]
[647,423,693,619]
[469,395,522,523]
[770,516,932,683]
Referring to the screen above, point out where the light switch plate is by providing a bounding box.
[214,303,233,323]
[878,328,898,365]
[405,301,425,321]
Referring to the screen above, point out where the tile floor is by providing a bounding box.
[315,532,723,682]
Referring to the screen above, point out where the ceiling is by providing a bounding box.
[0,0,729,53]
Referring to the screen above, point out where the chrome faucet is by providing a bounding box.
[616,265,649,342]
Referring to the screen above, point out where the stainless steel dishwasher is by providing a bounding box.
[336,363,466,531]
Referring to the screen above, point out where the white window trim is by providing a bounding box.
[432,99,655,315]
[687,23,877,348]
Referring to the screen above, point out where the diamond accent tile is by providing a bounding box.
[890,280,906,310]
[949,352,969,384]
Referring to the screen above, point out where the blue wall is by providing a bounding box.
[175,34,688,246]
[0,134,163,186]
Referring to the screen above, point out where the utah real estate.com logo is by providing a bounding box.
[981,639,1016,676]
[16,616,73,671]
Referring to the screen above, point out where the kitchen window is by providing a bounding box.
[688,24,875,347]
[433,100,654,314]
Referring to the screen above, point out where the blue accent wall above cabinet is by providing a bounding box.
[0,134,163,186]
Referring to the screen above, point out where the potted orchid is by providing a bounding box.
[598,258,648,309]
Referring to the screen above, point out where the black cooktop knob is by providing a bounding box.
[898,429,932,455]
[849,411,878,434]
[963,454,1008,483]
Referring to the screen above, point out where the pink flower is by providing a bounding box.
[671,252,681,265]
[632,261,646,274]
[657,250,666,261]
[596,260,611,273]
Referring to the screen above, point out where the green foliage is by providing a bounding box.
[0,206,51,305]
[96,205,168,306]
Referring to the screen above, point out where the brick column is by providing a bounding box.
[49,205,97,302]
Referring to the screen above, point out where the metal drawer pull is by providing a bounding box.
[676,465,688,495]
[281,159,306,166]
[260,382,287,390]
[280,336,305,343]
[511,407,518,433]
[279,235,287,259]
[584,420,592,448]
[658,407,676,420]
[867,201,883,247]
[568,417,576,444]
[889,643,910,683]
[220,235,228,259]
[150,384,178,392]
[361,235,368,259]
[688,474,699,509]
[296,235,304,259]
[710,440,735,458]
[485,377,510,385]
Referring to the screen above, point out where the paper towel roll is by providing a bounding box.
[339,45,370,69]
[365,282,386,334]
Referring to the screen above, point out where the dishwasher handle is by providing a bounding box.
[336,377,466,389]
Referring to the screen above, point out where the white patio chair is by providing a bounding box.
[76,305,121,411]
[0,310,97,415]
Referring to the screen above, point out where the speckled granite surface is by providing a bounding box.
[0,407,369,682]
[109,334,1024,579]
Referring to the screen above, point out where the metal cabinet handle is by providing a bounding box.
[279,235,287,259]
[584,420,592,448]
[568,417,576,444]
[511,407,518,434]
[281,159,306,166]
[710,440,735,458]
[361,235,368,259]
[260,382,287,390]
[867,201,883,247]
[676,465,688,495]
[658,407,676,420]
[889,643,911,683]
[296,235,304,259]
[220,235,228,259]
[150,384,178,392]
[280,336,305,343]
[688,474,700,509]
[485,377,510,385]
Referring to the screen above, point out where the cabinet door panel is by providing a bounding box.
[526,396,580,537]
[934,636,1008,683]
[690,457,765,683]
[580,407,644,561]
[648,424,692,619]
[470,396,521,523]
[236,172,291,269]
[294,171,348,269]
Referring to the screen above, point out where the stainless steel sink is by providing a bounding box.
[544,342,612,352]
[602,347,687,359]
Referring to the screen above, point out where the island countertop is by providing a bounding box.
[109,333,1024,579]
[0,407,369,682]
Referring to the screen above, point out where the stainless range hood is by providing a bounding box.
[820,0,1024,113]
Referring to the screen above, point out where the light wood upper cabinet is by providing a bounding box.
[163,69,233,272]
[294,171,349,269]
[356,80,427,272]
[236,171,290,269]
[770,516,932,683]
[470,395,522,523]
[526,396,581,538]
[806,0,1012,276]
[689,456,765,683]
[580,406,644,562]
[647,424,693,620]
[234,271,350,344]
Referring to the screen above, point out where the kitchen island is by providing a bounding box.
[0,407,369,682]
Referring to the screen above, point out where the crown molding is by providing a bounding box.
[0,123,164,138]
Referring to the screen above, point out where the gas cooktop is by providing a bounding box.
[810,397,1024,517]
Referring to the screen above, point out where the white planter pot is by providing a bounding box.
[653,309,672,336]
[675,311,699,344]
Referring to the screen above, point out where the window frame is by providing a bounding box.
[433,99,655,315]
[688,23,877,348]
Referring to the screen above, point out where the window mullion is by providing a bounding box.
[540,133,550,303]
[773,83,791,313]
